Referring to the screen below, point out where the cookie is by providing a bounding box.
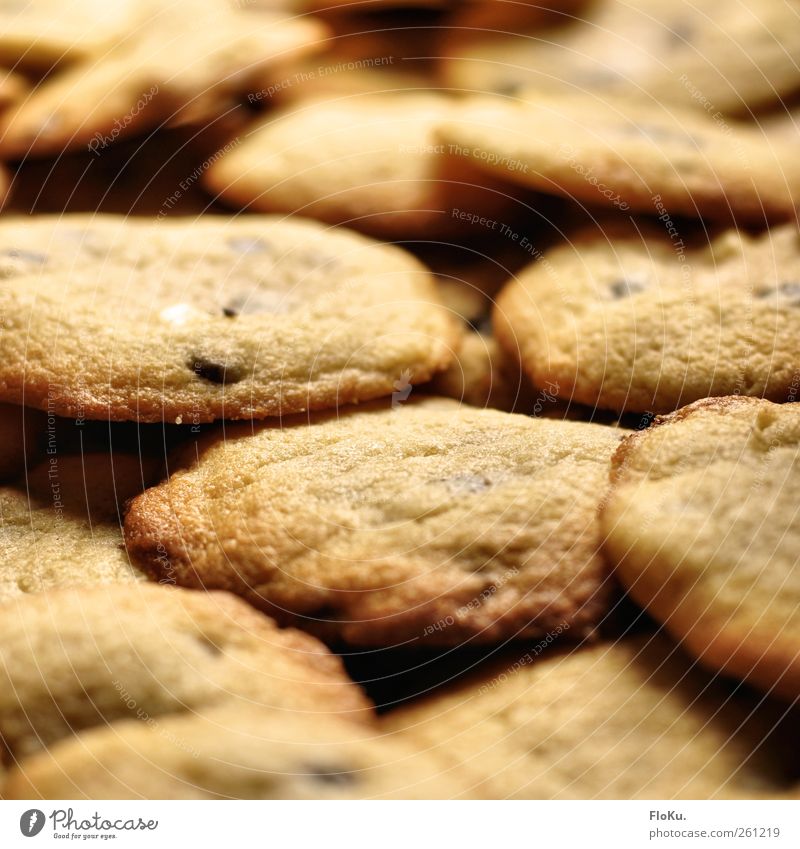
[0,584,371,763]
[0,448,165,601]
[0,0,141,67]
[385,636,798,798]
[602,397,800,701]
[494,223,800,414]
[125,396,621,645]
[437,94,800,222]
[440,0,800,115]
[206,91,511,237]
[4,704,471,800]
[0,1,328,158]
[0,214,457,422]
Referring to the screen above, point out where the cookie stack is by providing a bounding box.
[0,0,798,800]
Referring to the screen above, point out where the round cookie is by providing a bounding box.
[602,397,800,701]
[0,0,142,67]
[205,92,508,237]
[440,0,800,115]
[0,451,163,601]
[385,636,798,798]
[436,94,800,222]
[0,583,371,763]
[0,214,457,422]
[494,223,800,414]
[125,396,622,646]
[0,1,328,158]
[3,704,470,800]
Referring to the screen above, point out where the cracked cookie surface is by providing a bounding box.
[494,224,800,414]
[0,583,371,763]
[125,397,622,645]
[0,214,457,422]
[602,397,800,701]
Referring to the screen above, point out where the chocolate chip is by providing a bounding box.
[608,277,648,299]
[668,22,693,44]
[189,357,245,385]
[222,291,295,317]
[494,81,523,97]
[302,764,357,787]
[763,281,800,305]
[1,248,47,264]
[438,474,492,494]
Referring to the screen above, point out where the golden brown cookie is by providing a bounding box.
[205,91,508,237]
[0,584,371,764]
[4,704,471,799]
[0,214,457,422]
[0,0,142,67]
[437,94,800,222]
[386,636,798,798]
[0,450,163,601]
[0,1,328,158]
[125,397,621,645]
[602,397,800,701]
[440,0,800,115]
[494,223,800,414]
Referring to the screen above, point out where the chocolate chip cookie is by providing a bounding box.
[495,223,800,413]
[125,397,622,645]
[602,396,800,701]
[0,214,457,422]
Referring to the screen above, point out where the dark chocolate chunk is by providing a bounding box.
[190,357,245,385]
[302,764,357,787]
[608,277,648,299]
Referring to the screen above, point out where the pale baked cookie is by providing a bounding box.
[0,1,328,158]
[0,214,456,422]
[494,224,800,414]
[125,397,621,645]
[0,0,141,67]
[602,397,800,702]
[440,0,800,115]
[438,94,800,222]
[385,636,798,798]
[4,705,470,800]
[0,584,371,763]
[205,92,508,237]
[0,451,161,601]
